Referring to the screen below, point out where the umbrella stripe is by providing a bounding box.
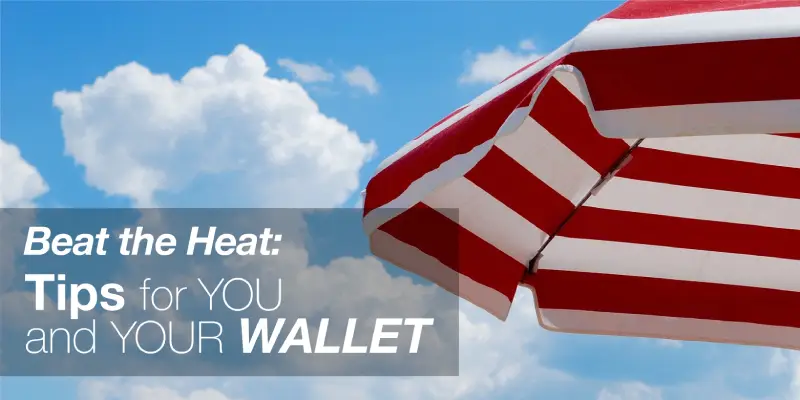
[585,177,800,231]
[537,237,800,293]
[567,36,800,111]
[640,134,800,168]
[532,270,800,331]
[536,308,800,351]
[560,207,800,261]
[590,99,800,139]
[617,147,800,199]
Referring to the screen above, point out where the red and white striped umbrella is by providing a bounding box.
[362,0,800,349]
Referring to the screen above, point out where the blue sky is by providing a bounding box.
[2,1,799,400]
[2,1,613,208]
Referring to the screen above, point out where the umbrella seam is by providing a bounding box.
[523,138,645,279]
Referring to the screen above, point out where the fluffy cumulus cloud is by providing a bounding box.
[459,39,543,85]
[0,139,48,208]
[53,44,376,208]
[343,66,379,95]
[277,59,334,83]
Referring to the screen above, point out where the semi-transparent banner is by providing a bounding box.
[0,208,459,376]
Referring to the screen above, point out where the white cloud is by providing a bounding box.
[0,139,48,207]
[518,39,535,51]
[277,59,334,83]
[597,382,663,400]
[769,349,800,399]
[53,44,376,208]
[459,40,542,85]
[343,66,379,95]
[769,349,791,377]
[79,379,237,400]
[790,353,800,400]
[0,140,48,295]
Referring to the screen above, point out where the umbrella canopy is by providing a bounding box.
[362,0,800,349]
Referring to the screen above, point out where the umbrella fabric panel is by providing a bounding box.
[362,0,800,345]
[529,134,800,348]
[365,69,638,320]
[600,0,800,20]
[365,70,622,320]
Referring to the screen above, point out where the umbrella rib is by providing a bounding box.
[524,138,645,278]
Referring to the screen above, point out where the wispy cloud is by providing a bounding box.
[277,58,334,83]
[343,65,379,95]
[460,39,542,85]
